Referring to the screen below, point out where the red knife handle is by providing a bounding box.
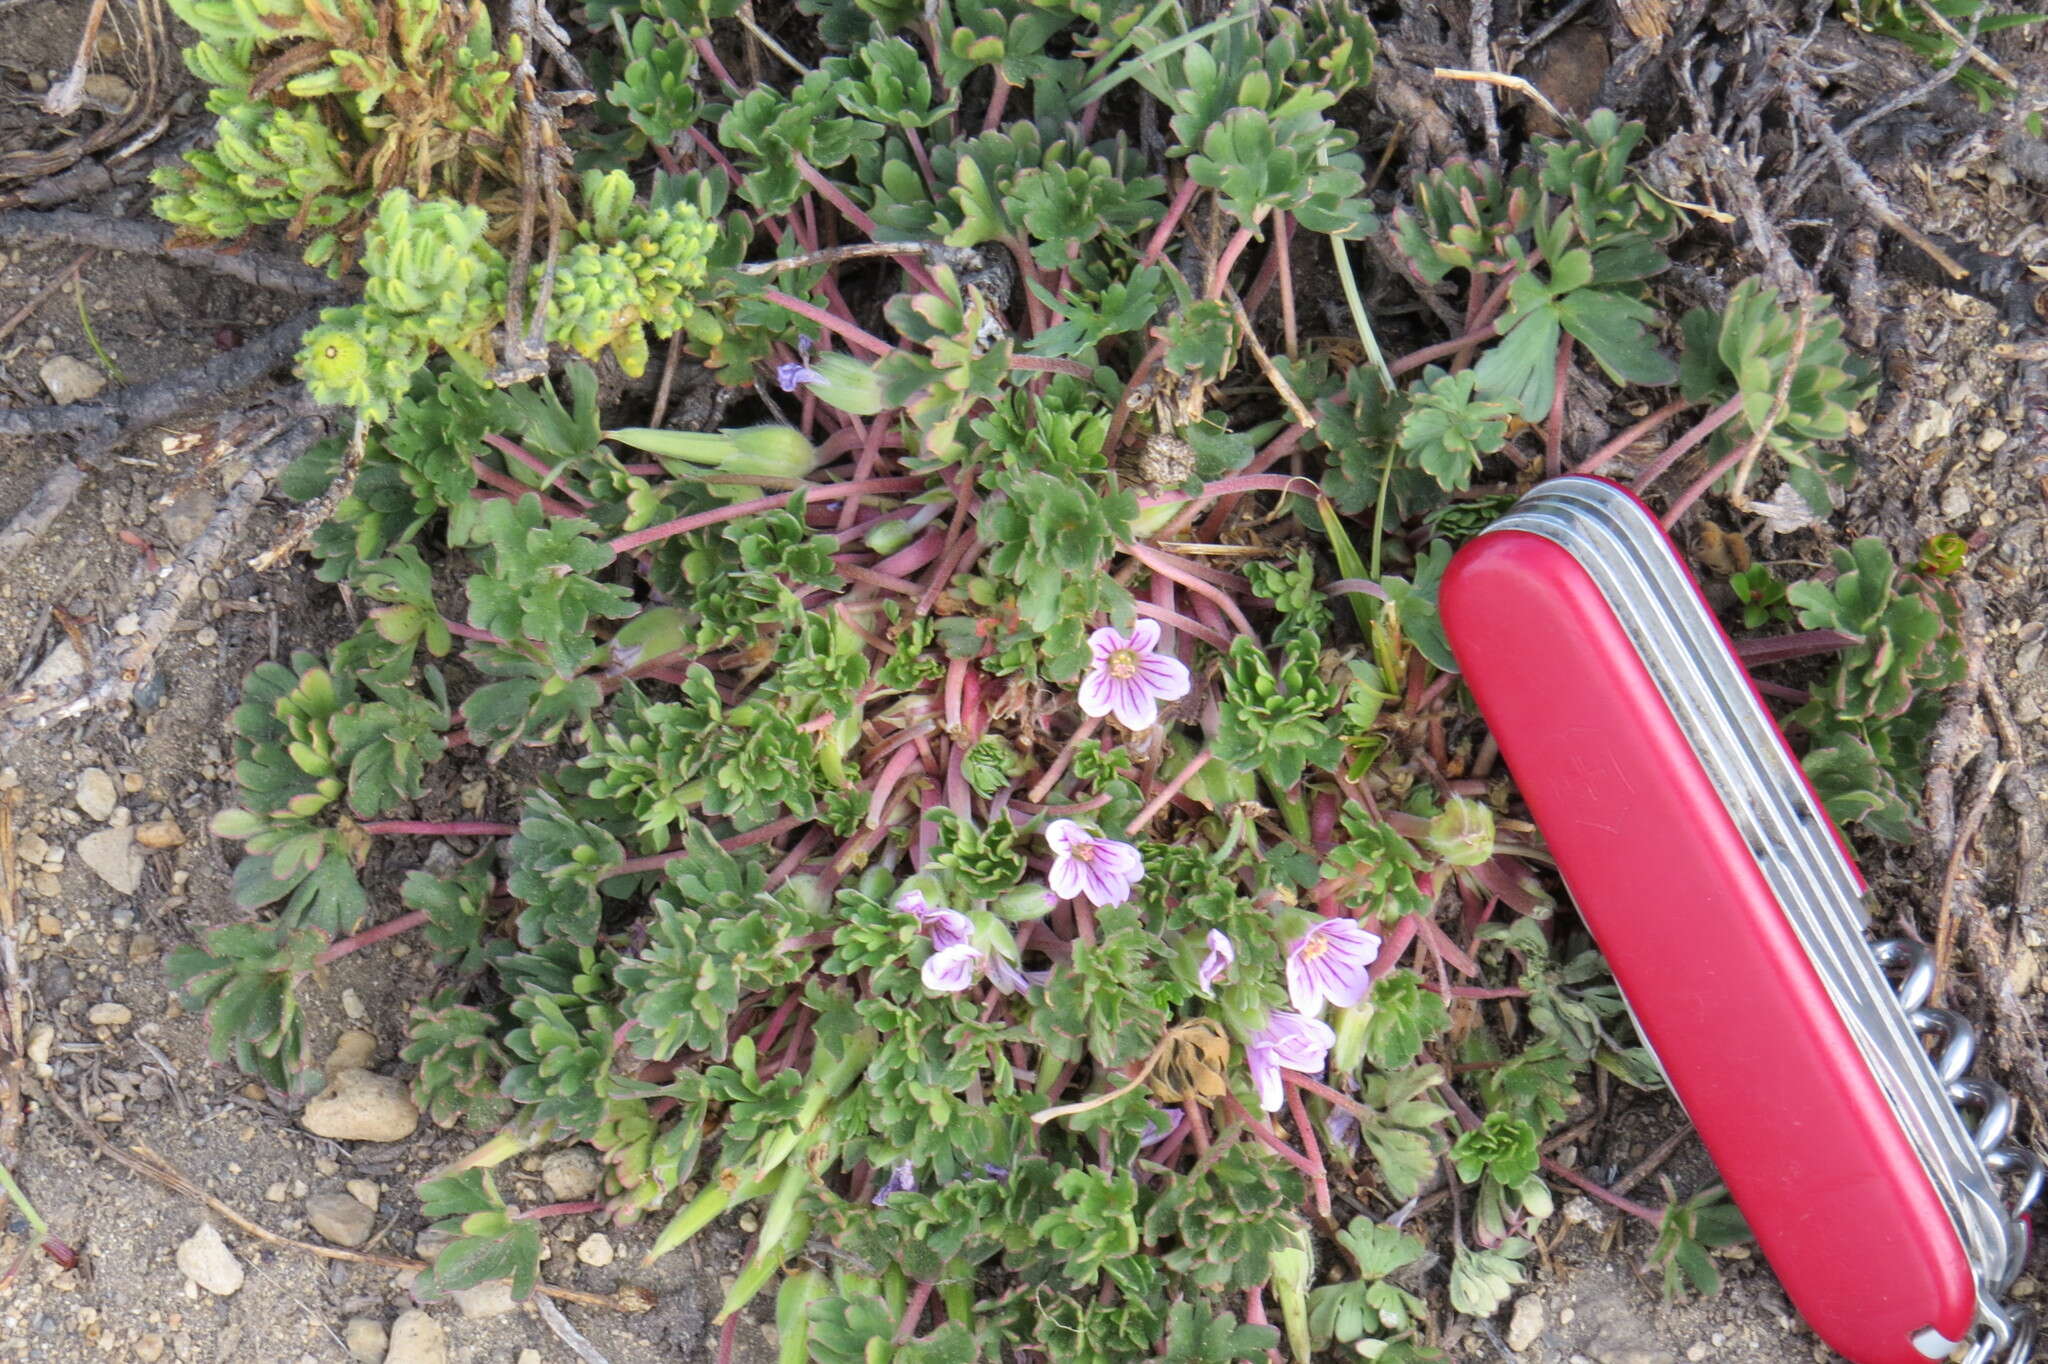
[1441,528,1974,1364]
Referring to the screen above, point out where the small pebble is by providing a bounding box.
[75,769,118,821]
[174,1224,243,1296]
[450,1280,518,1319]
[541,1147,602,1202]
[325,1029,378,1073]
[135,819,187,849]
[346,1179,381,1212]
[575,1233,615,1268]
[39,355,105,405]
[342,1317,387,1364]
[382,1309,445,1364]
[305,1193,375,1248]
[85,1002,131,1028]
[301,1069,418,1143]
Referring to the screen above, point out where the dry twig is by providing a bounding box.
[0,211,343,297]
[1781,75,1969,283]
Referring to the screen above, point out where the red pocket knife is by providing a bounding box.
[1439,476,2041,1364]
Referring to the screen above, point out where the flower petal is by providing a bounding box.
[1128,617,1162,654]
[1110,684,1160,731]
[1135,653,1191,700]
[1077,667,1117,718]
[921,944,981,993]
[1048,858,1085,900]
[1045,820,1085,856]
[1249,1049,1284,1112]
[1087,626,1127,660]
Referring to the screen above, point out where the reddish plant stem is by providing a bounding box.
[983,75,1011,133]
[1285,1073,1374,1122]
[1136,472,1317,507]
[1122,543,1256,638]
[1391,320,1501,377]
[1005,791,1114,818]
[837,414,893,531]
[912,529,981,619]
[1128,750,1212,835]
[903,124,938,196]
[1571,396,1692,475]
[1025,715,1102,804]
[513,1198,606,1220]
[441,617,506,646]
[893,1280,936,1345]
[1205,224,1260,300]
[610,476,925,555]
[791,156,942,293]
[470,458,583,517]
[1140,176,1201,269]
[1011,355,1094,378]
[1628,393,1746,491]
[755,991,806,1055]
[717,1313,739,1364]
[692,35,741,91]
[1731,629,1859,666]
[1195,425,1310,541]
[1220,1096,1323,1183]
[315,909,428,967]
[1546,336,1572,479]
[612,813,811,877]
[360,820,517,837]
[483,434,590,505]
[1133,600,1230,652]
[1273,214,1298,359]
[1286,1079,1332,1219]
[759,288,893,358]
[1541,1156,1663,1224]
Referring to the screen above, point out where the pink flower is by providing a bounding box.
[1285,918,1381,1016]
[1197,930,1235,992]
[1077,619,1190,730]
[921,942,983,993]
[1045,820,1145,907]
[1247,1010,1336,1112]
[899,890,970,951]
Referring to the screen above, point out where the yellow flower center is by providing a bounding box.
[1297,933,1328,962]
[1070,841,1096,863]
[1107,647,1140,680]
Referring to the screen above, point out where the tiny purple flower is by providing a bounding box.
[776,335,821,392]
[1137,1103,1180,1148]
[1246,1010,1336,1113]
[1045,820,1145,907]
[1077,619,1190,731]
[1285,917,1381,1016]
[1197,930,1235,993]
[871,1159,917,1206]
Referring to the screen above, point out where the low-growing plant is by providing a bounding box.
[162,0,1969,1356]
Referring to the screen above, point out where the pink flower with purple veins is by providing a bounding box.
[1077,619,1190,731]
[920,942,983,993]
[1246,1010,1336,1112]
[1045,820,1145,907]
[899,890,970,951]
[1285,917,1381,1016]
[1197,930,1235,993]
